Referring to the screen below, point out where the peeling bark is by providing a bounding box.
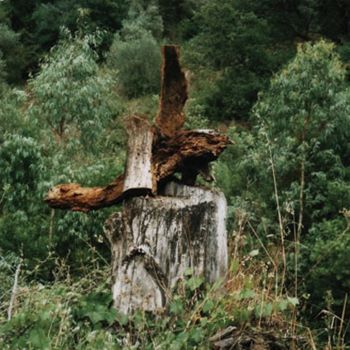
[104,182,227,314]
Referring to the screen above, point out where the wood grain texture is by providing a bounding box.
[104,182,228,314]
[123,115,154,195]
[155,45,188,137]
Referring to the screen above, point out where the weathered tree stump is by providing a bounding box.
[45,45,230,316]
[104,182,227,314]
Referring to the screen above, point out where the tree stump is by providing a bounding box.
[104,182,228,314]
[45,45,231,316]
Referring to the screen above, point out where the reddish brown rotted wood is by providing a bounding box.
[45,175,125,212]
[153,130,230,182]
[155,45,188,137]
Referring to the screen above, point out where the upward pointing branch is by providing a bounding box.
[155,45,188,137]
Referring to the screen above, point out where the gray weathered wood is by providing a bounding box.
[104,182,228,314]
[122,115,154,196]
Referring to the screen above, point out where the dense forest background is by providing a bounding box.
[0,0,350,348]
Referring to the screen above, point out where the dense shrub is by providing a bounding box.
[29,31,120,149]
[107,30,161,98]
[216,41,350,327]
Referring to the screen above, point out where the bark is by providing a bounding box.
[123,116,154,196]
[155,45,188,137]
[45,130,230,212]
[45,176,125,212]
[104,181,227,314]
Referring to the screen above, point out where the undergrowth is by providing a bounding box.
[0,250,316,350]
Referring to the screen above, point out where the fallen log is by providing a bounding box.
[45,129,230,212]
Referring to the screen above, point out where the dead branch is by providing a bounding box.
[45,130,230,212]
[155,45,188,137]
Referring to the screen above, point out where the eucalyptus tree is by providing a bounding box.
[29,31,118,148]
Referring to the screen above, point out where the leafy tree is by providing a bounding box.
[122,0,163,40]
[158,0,198,39]
[0,23,27,83]
[254,40,350,229]
[29,31,119,147]
[0,134,43,212]
[0,88,32,139]
[106,2,162,98]
[32,0,129,53]
[217,40,350,322]
[187,0,278,121]
[232,0,320,41]
[107,32,161,98]
[31,2,80,52]
[0,134,47,260]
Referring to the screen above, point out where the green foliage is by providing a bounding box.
[158,0,198,39]
[31,0,129,52]
[186,0,280,121]
[304,214,350,309]
[1,2,350,348]
[254,40,350,225]
[0,54,7,92]
[0,133,50,261]
[0,267,119,349]
[0,23,26,83]
[107,32,161,98]
[0,262,298,349]
[0,134,43,211]
[122,0,163,40]
[0,88,32,139]
[106,1,162,98]
[29,31,120,148]
[216,41,350,334]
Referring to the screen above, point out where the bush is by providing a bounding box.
[215,41,350,339]
[303,214,350,311]
[107,31,161,98]
[0,134,43,211]
[0,23,26,83]
[29,30,120,148]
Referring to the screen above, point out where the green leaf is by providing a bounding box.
[202,299,215,313]
[28,328,50,349]
[169,298,184,316]
[237,289,255,300]
[287,297,299,306]
[186,276,204,291]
